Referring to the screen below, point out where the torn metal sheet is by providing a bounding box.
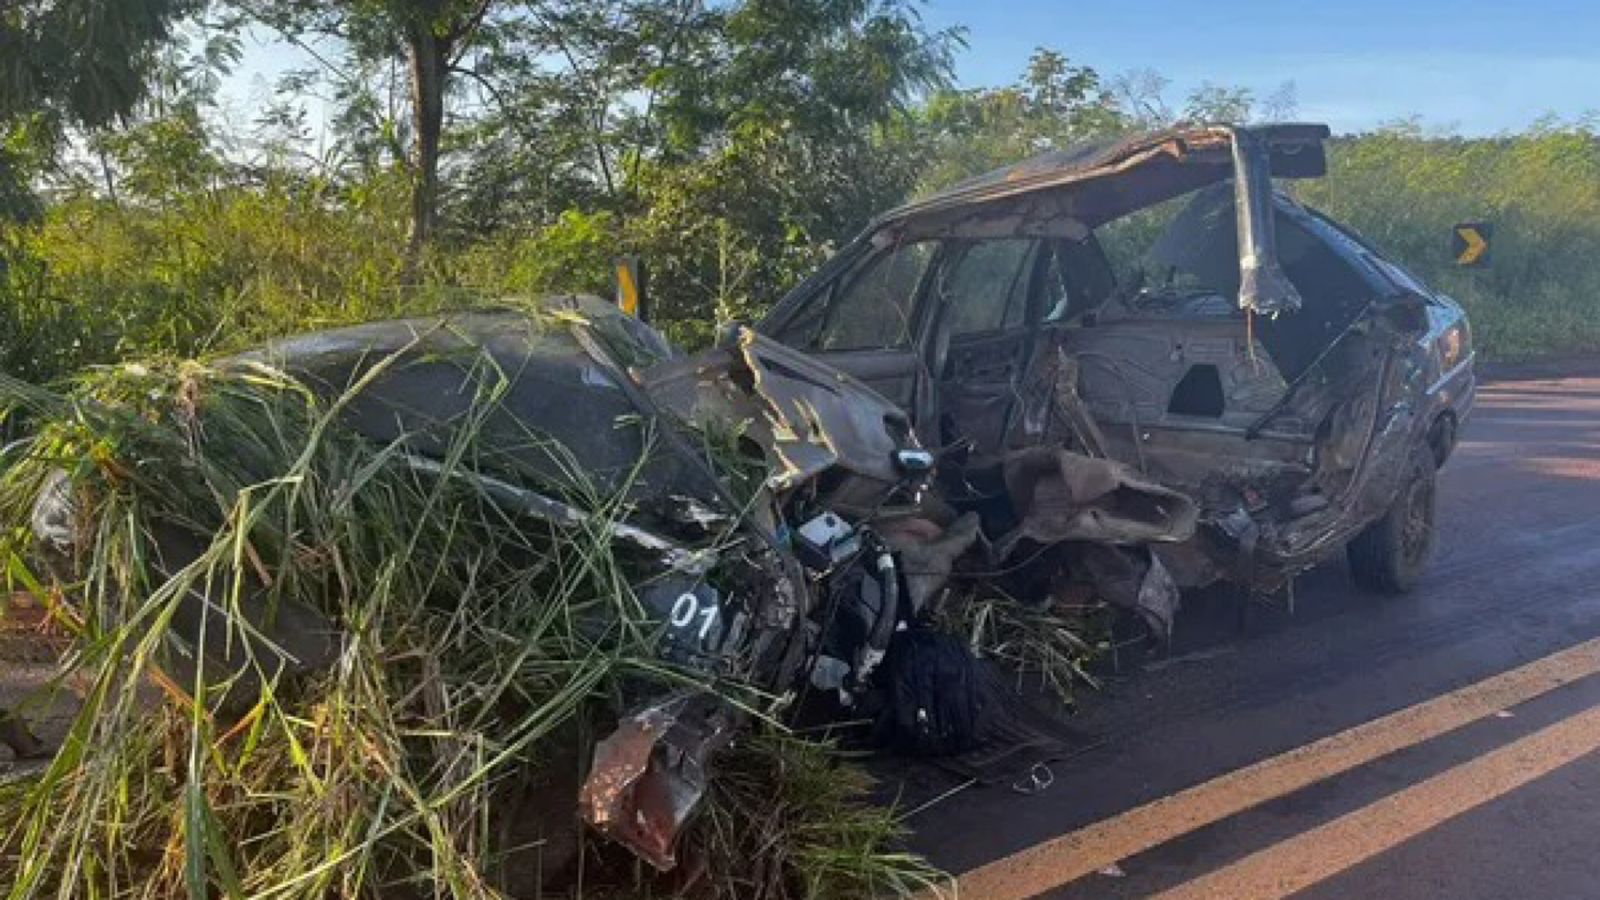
[1014,348,1109,456]
[1077,544,1182,641]
[579,694,734,871]
[1231,127,1304,316]
[731,327,913,492]
[868,123,1331,232]
[644,326,918,515]
[994,447,1199,559]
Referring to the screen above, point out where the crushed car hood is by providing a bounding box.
[642,326,919,513]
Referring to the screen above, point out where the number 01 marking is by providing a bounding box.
[669,592,720,642]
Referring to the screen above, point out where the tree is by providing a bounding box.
[447,0,959,341]
[0,0,203,131]
[243,0,498,254]
[1112,67,1173,128]
[626,0,960,338]
[1258,80,1299,122]
[913,47,1125,192]
[447,0,721,230]
[1182,81,1254,125]
[653,0,958,153]
[0,0,201,220]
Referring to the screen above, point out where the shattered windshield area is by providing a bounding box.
[1092,182,1378,330]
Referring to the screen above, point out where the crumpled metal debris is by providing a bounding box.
[1076,544,1182,641]
[994,447,1199,559]
[643,327,918,516]
[579,693,735,871]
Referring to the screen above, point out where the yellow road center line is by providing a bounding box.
[946,636,1600,900]
[1153,700,1600,900]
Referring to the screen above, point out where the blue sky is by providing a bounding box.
[226,0,1600,136]
[917,0,1599,133]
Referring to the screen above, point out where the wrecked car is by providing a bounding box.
[21,123,1472,874]
[759,123,1474,600]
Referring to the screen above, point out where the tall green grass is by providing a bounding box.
[1300,123,1600,360]
[0,338,943,898]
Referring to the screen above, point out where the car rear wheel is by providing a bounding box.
[1347,448,1437,594]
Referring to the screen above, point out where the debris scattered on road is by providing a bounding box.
[1013,762,1057,796]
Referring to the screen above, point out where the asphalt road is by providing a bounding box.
[906,370,1600,899]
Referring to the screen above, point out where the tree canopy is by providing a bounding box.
[1,0,202,221]
[0,1,1595,380]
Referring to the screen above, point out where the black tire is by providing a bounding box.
[1428,413,1458,467]
[1348,448,1437,594]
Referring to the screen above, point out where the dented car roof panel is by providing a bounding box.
[877,123,1332,229]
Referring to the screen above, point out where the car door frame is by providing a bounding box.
[760,236,949,429]
[926,237,1052,453]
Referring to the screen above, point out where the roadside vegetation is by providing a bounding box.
[5,5,1598,384]
[1302,123,1600,359]
[2,1,1598,897]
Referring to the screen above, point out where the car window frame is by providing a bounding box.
[932,238,1046,341]
[811,239,941,352]
[765,239,942,354]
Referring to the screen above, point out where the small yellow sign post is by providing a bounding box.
[1452,223,1491,267]
[615,256,645,318]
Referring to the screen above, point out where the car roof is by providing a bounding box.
[874,122,1332,230]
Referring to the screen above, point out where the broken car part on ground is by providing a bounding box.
[13,123,1475,877]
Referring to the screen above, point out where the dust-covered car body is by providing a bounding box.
[759,123,1472,595]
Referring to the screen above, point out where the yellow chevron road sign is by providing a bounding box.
[1453,223,1491,267]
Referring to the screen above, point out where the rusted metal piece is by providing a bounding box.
[995,447,1199,558]
[579,694,735,871]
